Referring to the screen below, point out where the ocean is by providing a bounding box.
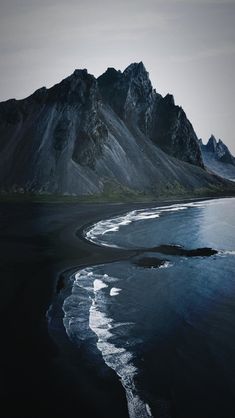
[63,198,235,418]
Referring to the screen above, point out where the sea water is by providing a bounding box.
[63,198,235,418]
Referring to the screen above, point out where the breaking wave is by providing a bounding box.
[63,267,153,418]
[84,200,215,248]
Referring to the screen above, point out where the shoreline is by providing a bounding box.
[1,199,160,418]
[45,195,221,418]
[0,195,231,418]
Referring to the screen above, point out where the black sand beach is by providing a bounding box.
[0,200,165,418]
[2,197,234,418]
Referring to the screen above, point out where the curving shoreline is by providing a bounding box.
[1,196,229,418]
[1,199,170,418]
[52,196,235,418]
[58,197,225,418]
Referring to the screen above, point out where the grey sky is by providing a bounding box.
[0,0,235,152]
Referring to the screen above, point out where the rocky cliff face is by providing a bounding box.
[0,69,107,194]
[0,63,234,197]
[98,62,203,167]
[200,136,235,181]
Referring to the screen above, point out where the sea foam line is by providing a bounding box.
[63,267,153,418]
[84,199,216,249]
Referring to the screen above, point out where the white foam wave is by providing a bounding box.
[85,199,215,248]
[110,287,122,296]
[63,266,153,418]
[159,261,173,269]
[94,279,108,292]
[146,403,153,417]
[218,250,235,256]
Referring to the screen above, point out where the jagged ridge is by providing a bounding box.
[200,135,235,182]
[0,63,234,198]
[98,62,203,167]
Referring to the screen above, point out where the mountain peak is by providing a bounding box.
[73,68,88,77]
[203,134,235,165]
[97,67,122,86]
[97,62,202,167]
[122,61,153,102]
[123,61,148,78]
[47,68,97,105]
[97,61,153,120]
[125,61,145,70]
[163,94,175,106]
[105,67,121,75]
[207,135,217,152]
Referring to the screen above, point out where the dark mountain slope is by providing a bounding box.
[98,62,203,167]
[200,135,235,182]
[0,70,104,195]
[0,64,234,198]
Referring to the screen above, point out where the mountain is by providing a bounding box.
[0,63,234,199]
[200,135,235,182]
[97,62,203,167]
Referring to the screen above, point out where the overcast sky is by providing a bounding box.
[0,0,235,152]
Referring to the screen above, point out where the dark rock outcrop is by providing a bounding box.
[149,93,203,166]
